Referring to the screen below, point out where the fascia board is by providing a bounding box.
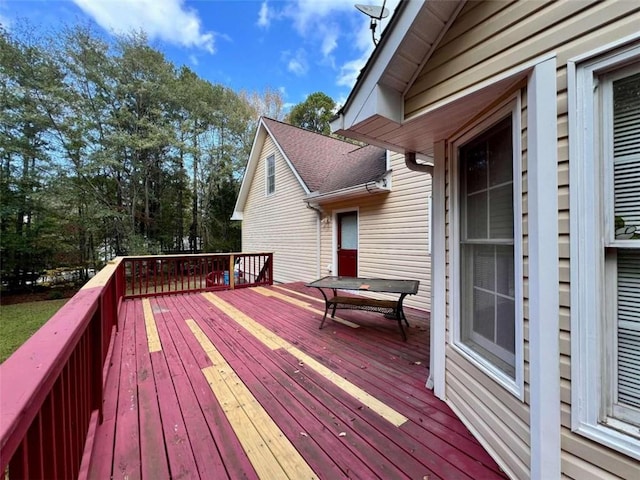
[231,118,268,220]
[333,0,424,132]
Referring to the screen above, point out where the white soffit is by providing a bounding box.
[332,0,463,134]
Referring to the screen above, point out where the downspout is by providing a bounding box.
[306,202,323,278]
[405,151,434,174]
[405,151,437,391]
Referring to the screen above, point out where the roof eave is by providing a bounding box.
[332,0,465,145]
[304,175,391,205]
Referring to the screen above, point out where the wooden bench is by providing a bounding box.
[306,277,419,341]
[322,295,410,340]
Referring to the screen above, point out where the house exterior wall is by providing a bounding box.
[318,152,432,312]
[241,136,318,284]
[407,1,640,479]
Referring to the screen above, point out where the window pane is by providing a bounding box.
[496,296,515,353]
[489,118,513,186]
[613,72,640,235]
[496,245,515,297]
[617,249,640,410]
[340,213,358,250]
[473,288,495,342]
[490,185,514,239]
[473,245,495,291]
[464,143,488,194]
[467,191,488,239]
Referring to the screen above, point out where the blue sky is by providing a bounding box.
[1,0,398,110]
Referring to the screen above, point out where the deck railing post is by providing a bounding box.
[229,254,235,289]
[92,302,104,423]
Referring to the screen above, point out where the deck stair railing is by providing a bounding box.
[0,252,272,479]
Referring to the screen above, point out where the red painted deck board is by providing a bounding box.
[88,284,508,480]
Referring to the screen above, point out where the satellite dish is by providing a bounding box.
[355,2,389,45]
[355,4,389,20]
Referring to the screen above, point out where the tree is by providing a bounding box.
[0,26,62,288]
[0,21,268,290]
[286,91,336,135]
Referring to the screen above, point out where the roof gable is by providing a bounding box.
[232,117,386,220]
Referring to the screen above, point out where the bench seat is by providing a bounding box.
[328,296,398,310]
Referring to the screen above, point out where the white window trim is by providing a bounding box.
[449,96,525,400]
[426,195,432,256]
[569,40,640,460]
[265,154,275,196]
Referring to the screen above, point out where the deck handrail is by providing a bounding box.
[0,252,272,478]
[0,258,124,479]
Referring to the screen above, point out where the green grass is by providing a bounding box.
[0,299,69,363]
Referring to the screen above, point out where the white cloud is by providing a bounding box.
[320,25,339,58]
[285,48,309,76]
[286,0,353,36]
[72,0,216,52]
[189,54,199,66]
[257,1,270,28]
[336,56,367,88]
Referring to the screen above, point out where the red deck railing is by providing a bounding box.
[0,252,272,479]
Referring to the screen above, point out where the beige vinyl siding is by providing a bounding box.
[419,1,640,479]
[318,152,432,312]
[443,86,531,480]
[242,136,318,283]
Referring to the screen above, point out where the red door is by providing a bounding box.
[337,211,358,277]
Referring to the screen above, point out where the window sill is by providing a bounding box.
[450,342,524,401]
[572,421,640,461]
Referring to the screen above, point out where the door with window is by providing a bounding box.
[337,211,358,277]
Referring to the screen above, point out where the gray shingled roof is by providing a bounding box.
[261,117,387,194]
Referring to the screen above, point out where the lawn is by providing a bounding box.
[0,299,69,363]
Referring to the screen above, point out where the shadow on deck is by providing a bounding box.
[90,282,507,479]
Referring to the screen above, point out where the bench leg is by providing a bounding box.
[319,303,329,329]
[396,310,407,341]
[318,288,330,330]
[397,294,409,341]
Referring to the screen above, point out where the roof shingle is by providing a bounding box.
[261,117,387,194]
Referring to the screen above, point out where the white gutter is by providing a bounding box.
[304,173,391,205]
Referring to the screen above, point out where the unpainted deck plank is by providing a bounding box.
[152,299,228,479]
[206,289,504,478]
[148,313,200,479]
[188,306,378,479]
[194,310,442,480]
[216,290,453,418]
[158,294,260,480]
[91,287,508,480]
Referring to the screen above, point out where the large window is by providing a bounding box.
[266,154,275,195]
[453,101,523,395]
[604,67,640,431]
[570,43,640,459]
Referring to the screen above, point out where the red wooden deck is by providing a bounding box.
[88,283,507,479]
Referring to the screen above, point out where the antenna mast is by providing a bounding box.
[355,1,389,46]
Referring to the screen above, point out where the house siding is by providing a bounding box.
[415,1,640,479]
[241,136,318,283]
[318,152,432,312]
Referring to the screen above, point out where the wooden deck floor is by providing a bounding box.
[89,283,507,479]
